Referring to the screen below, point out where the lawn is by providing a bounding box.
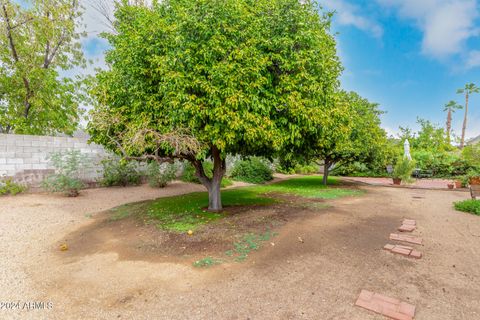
[454,199,480,215]
[110,176,362,232]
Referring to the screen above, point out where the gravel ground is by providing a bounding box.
[1,180,479,320]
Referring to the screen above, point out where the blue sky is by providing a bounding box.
[80,0,480,139]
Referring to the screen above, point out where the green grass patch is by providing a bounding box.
[146,189,277,232]
[108,175,360,232]
[249,175,362,199]
[228,230,278,262]
[454,199,480,215]
[195,230,277,267]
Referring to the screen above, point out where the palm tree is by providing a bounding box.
[443,100,462,144]
[457,83,479,148]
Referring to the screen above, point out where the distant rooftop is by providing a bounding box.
[467,135,480,145]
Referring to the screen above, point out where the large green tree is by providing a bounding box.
[0,0,86,135]
[457,83,479,149]
[88,0,342,211]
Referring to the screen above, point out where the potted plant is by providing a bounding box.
[454,180,462,188]
[392,157,416,185]
[447,183,455,189]
[470,177,480,185]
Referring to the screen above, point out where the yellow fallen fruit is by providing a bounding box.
[187,230,193,236]
[60,244,68,251]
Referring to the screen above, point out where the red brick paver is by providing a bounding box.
[389,233,423,245]
[383,244,422,259]
[398,219,416,232]
[398,224,416,232]
[355,289,416,320]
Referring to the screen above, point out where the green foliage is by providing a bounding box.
[392,157,416,183]
[146,162,177,188]
[331,161,389,177]
[286,90,390,183]
[0,178,26,195]
[230,157,273,184]
[42,150,89,196]
[454,200,480,215]
[462,144,480,167]
[293,163,319,175]
[100,158,142,187]
[87,0,342,207]
[0,0,87,134]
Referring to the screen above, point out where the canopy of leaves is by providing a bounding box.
[0,0,86,135]
[398,118,453,152]
[88,0,342,162]
[290,90,389,169]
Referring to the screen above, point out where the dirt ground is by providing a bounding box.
[1,180,479,320]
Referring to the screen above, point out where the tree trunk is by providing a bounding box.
[322,160,331,185]
[191,145,226,212]
[446,110,452,144]
[461,93,469,149]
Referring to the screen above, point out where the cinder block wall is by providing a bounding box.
[0,134,108,186]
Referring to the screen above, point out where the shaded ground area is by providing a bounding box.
[343,177,460,189]
[1,178,479,319]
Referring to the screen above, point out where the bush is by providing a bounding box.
[294,163,319,175]
[100,158,142,187]
[392,157,416,183]
[146,162,177,188]
[0,178,26,196]
[454,199,480,215]
[231,157,273,184]
[42,150,89,197]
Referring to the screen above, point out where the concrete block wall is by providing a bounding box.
[0,134,108,186]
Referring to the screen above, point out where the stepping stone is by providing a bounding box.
[398,224,416,232]
[355,289,416,320]
[390,233,423,245]
[383,244,422,259]
[403,219,416,226]
[398,219,416,232]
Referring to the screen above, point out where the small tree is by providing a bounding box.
[88,0,341,210]
[288,91,388,185]
[42,150,90,196]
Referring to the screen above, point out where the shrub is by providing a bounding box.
[294,163,319,175]
[231,157,273,184]
[146,162,177,188]
[100,158,142,187]
[42,150,89,197]
[392,157,416,183]
[0,178,26,196]
[454,199,480,215]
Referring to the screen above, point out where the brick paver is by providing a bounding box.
[398,219,416,232]
[355,289,416,320]
[390,233,422,245]
[383,244,422,259]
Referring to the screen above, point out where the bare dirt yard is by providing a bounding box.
[1,180,479,320]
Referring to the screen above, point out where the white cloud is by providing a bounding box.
[466,50,480,68]
[322,0,383,38]
[377,0,479,59]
